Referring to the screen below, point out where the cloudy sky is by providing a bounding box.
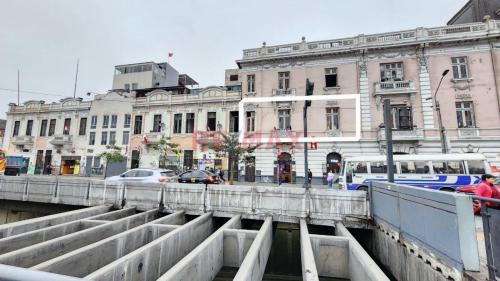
[0,0,466,118]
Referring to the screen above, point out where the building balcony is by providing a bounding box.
[458,128,480,138]
[50,135,73,146]
[195,131,224,146]
[377,127,424,142]
[144,132,164,144]
[272,88,296,96]
[374,81,416,96]
[11,135,34,146]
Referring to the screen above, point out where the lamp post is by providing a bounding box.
[427,69,450,154]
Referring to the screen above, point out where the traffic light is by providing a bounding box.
[305,78,314,107]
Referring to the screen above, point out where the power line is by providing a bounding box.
[0,87,69,98]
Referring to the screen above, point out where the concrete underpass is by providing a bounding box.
[0,176,488,281]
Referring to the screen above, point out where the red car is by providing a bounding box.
[456,178,500,194]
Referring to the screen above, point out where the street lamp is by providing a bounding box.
[426,69,450,154]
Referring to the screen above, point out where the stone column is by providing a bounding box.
[417,47,435,129]
[359,55,371,131]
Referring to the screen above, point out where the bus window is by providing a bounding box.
[467,160,485,174]
[370,162,386,173]
[353,162,368,173]
[432,161,465,174]
[400,161,430,174]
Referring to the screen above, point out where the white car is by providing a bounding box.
[106,168,177,183]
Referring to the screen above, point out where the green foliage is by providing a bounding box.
[98,144,124,164]
[151,137,180,168]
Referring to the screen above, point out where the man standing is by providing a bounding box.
[308,169,312,184]
[474,174,499,212]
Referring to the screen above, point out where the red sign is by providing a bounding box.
[310,142,317,150]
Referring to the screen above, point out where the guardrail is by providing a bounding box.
[370,181,479,280]
[0,176,369,226]
[473,196,500,280]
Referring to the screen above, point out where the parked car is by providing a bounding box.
[456,178,500,194]
[177,170,220,184]
[106,168,177,183]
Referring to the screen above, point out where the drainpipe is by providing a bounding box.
[489,41,500,115]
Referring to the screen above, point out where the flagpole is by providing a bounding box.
[73,59,79,98]
[17,69,20,105]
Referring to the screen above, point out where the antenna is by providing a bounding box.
[73,59,79,98]
[17,69,20,105]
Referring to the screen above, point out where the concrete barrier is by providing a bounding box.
[55,177,92,206]
[0,176,29,201]
[253,186,307,223]
[124,181,162,211]
[162,183,205,214]
[309,188,367,224]
[206,184,254,217]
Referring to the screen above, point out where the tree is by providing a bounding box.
[98,144,125,178]
[210,132,259,185]
[151,136,180,169]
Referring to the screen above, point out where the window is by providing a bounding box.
[79,118,87,136]
[40,120,48,137]
[229,74,238,81]
[109,131,116,144]
[456,101,475,128]
[186,113,195,133]
[101,132,108,145]
[131,83,138,90]
[90,115,97,129]
[89,132,96,145]
[467,160,485,174]
[278,109,291,130]
[432,161,465,174]
[278,72,290,90]
[134,115,143,134]
[124,114,131,128]
[111,115,117,128]
[326,107,339,130]
[452,57,469,79]
[12,121,20,137]
[246,111,255,132]
[399,161,430,174]
[391,106,412,130]
[352,162,368,173]
[370,162,388,173]
[380,62,404,82]
[63,118,71,135]
[25,120,33,136]
[122,131,130,145]
[48,119,56,136]
[230,111,239,133]
[247,74,255,93]
[173,114,182,134]
[124,84,130,91]
[153,114,162,132]
[102,115,109,128]
[325,68,338,87]
[207,112,216,131]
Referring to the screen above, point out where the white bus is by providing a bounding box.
[340,153,491,191]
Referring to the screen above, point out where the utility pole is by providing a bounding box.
[427,69,449,154]
[303,79,314,189]
[383,99,395,183]
[73,59,79,98]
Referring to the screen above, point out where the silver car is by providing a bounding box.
[106,168,177,183]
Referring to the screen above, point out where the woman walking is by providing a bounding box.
[326,170,335,189]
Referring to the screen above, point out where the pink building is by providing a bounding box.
[236,20,500,184]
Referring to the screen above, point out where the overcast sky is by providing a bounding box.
[0,0,467,118]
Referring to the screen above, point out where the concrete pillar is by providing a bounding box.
[156,215,242,281]
[0,205,111,239]
[234,217,273,281]
[299,219,320,281]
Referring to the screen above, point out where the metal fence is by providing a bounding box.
[473,196,500,280]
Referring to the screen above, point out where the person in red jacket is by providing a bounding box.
[474,174,500,213]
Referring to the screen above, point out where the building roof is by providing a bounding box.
[178,74,199,87]
[448,0,500,25]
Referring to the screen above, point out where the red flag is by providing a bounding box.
[168,52,173,58]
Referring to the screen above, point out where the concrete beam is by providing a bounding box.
[299,219,320,281]
[335,223,389,281]
[84,207,136,221]
[0,205,111,238]
[234,217,273,281]
[222,229,257,268]
[309,235,350,279]
[84,212,217,281]
[156,215,242,281]
[31,211,185,277]
[0,209,160,267]
[0,264,84,281]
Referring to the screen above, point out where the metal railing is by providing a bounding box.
[473,196,500,280]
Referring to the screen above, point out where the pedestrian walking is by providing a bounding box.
[218,169,225,183]
[326,169,335,189]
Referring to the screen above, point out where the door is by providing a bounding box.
[43,150,52,175]
[85,156,93,177]
[183,150,194,170]
[35,150,44,174]
[245,157,256,182]
[131,150,140,169]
